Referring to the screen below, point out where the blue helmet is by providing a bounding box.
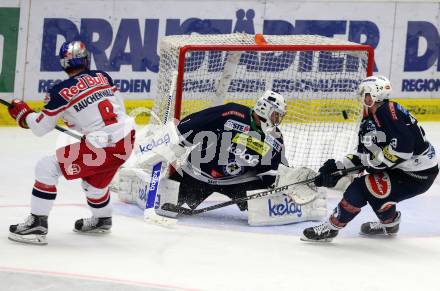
[59,41,90,70]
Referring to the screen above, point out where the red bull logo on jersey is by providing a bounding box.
[58,73,110,100]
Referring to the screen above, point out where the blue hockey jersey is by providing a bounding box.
[357,101,437,172]
[177,103,286,186]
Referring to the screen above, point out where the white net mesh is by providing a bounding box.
[152,33,371,170]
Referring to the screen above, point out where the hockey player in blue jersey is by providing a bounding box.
[302,75,439,242]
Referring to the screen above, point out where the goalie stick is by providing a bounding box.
[0,99,82,140]
[143,70,179,227]
[161,165,366,215]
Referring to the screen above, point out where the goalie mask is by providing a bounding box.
[359,75,392,107]
[253,90,286,134]
[59,41,90,71]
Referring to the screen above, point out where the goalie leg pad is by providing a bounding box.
[247,188,326,226]
[155,178,180,218]
[113,167,151,208]
[113,166,179,217]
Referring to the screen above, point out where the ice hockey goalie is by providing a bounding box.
[112,91,326,226]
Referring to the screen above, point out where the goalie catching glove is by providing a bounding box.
[279,166,319,204]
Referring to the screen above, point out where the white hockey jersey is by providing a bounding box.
[26,69,134,145]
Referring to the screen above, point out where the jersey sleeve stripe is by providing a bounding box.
[42,106,68,116]
[257,169,278,177]
[387,146,413,159]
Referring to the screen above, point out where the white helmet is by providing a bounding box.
[359,75,392,107]
[253,90,286,134]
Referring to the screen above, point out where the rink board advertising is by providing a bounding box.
[0,0,440,125]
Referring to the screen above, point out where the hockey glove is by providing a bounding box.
[314,159,342,188]
[8,99,34,129]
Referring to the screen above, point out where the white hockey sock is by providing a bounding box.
[31,156,62,216]
[82,181,112,218]
[31,182,57,216]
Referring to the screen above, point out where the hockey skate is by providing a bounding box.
[360,211,401,236]
[9,214,48,245]
[74,217,112,233]
[301,221,339,242]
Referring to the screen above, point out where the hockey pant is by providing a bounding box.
[330,166,439,227]
[32,131,135,217]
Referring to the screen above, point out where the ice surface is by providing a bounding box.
[1,124,440,291]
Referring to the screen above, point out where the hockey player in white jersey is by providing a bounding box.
[7,41,135,244]
[115,91,326,226]
[302,75,439,242]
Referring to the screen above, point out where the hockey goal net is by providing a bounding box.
[152,33,374,170]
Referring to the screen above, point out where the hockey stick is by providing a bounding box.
[215,51,241,106]
[0,99,82,140]
[161,165,366,215]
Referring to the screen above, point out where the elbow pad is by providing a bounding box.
[343,154,363,168]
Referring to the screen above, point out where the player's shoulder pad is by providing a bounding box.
[393,101,415,123]
[220,102,249,119]
[376,101,409,123]
[48,79,62,90]
[44,80,71,110]
[91,70,114,86]
[49,78,69,93]
[376,101,402,122]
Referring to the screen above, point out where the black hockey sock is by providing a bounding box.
[375,204,397,224]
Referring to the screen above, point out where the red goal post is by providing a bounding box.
[152,33,374,170]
